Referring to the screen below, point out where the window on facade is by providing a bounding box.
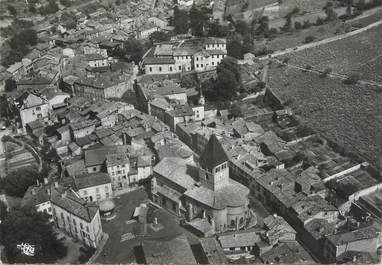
[159,67,162,72]
[196,64,199,68]
[96,187,99,193]
[73,219,76,225]
[86,226,89,232]
[149,67,152,72]
[36,106,41,111]
[117,170,121,174]
[196,57,199,61]
[212,62,215,65]
[201,64,203,67]
[178,65,181,71]
[93,167,97,172]
[169,66,173,71]
[37,113,42,119]
[80,223,84,229]
[215,166,220,173]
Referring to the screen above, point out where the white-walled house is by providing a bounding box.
[73,172,112,202]
[21,182,103,248]
[17,92,50,132]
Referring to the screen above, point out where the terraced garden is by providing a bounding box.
[267,65,382,170]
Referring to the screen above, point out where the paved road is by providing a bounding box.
[259,19,382,60]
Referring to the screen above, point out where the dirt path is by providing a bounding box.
[259,19,382,60]
[271,58,382,88]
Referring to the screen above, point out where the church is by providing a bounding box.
[151,134,251,232]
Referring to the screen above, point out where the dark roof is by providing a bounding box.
[141,234,197,264]
[50,186,99,222]
[199,238,228,264]
[199,134,228,169]
[74,172,111,190]
[143,57,175,65]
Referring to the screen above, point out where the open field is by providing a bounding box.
[281,23,382,83]
[267,65,382,170]
[263,20,353,52]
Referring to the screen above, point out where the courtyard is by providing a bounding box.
[95,188,200,264]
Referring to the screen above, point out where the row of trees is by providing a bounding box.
[173,5,228,37]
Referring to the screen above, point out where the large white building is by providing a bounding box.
[21,181,103,248]
[17,92,50,132]
[142,38,227,75]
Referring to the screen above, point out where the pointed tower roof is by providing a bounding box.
[199,134,228,169]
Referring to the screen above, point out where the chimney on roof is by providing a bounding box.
[46,188,51,195]
[54,181,59,188]
[31,188,36,195]
[61,190,67,198]
[36,179,40,186]
[44,178,48,185]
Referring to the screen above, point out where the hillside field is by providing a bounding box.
[281,24,382,83]
[267,65,382,170]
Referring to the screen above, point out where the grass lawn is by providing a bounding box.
[95,188,200,264]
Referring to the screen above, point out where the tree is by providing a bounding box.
[60,0,72,7]
[230,103,243,118]
[5,78,17,92]
[207,20,228,37]
[180,74,199,88]
[242,34,254,54]
[124,39,145,64]
[29,5,37,13]
[344,73,360,84]
[304,35,316,43]
[235,20,250,36]
[0,207,67,263]
[316,17,325,25]
[325,6,338,21]
[173,6,189,34]
[189,5,208,36]
[216,67,239,99]
[294,21,302,30]
[149,31,172,43]
[3,167,40,198]
[7,5,17,16]
[227,39,243,59]
[215,58,241,99]
[256,16,270,36]
[303,20,312,29]
[0,200,7,221]
[320,67,332,77]
[39,0,59,15]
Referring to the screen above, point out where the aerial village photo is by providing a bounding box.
[0,0,382,264]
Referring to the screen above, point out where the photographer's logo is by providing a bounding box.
[16,243,35,257]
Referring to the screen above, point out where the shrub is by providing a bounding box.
[303,21,312,29]
[344,73,360,84]
[320,67,332,77]
[304,35,316,43]
[294,21,302,30]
